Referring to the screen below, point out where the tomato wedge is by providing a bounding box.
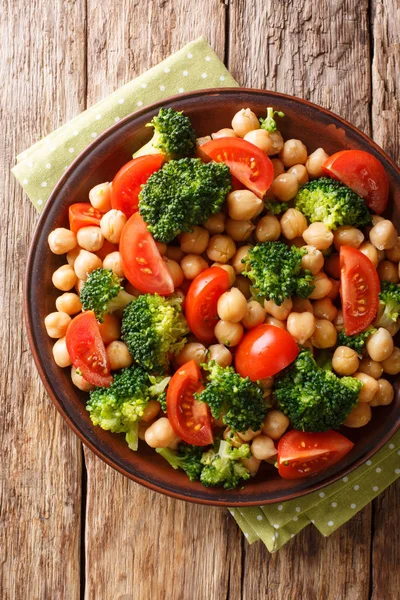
[200,137,274,198]
[235,324,299,381]
[185,267,231,344]
[69,203,102,233]
[340,246,380,336]
[277,430,354,479]
[111,155,165,218]
[119,212,174,296]
[323,149,389,214]
[166,360,213,446]
[66,311,113,387]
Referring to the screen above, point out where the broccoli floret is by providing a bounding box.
[121,293,188,373]
[337,327,377,354]
[156,443,204,481]
[80,268,135,322]
[197,362,267,433]
[375,280,400,330]
[259,107,285,133]
[242,241,315,305]
[87,365,166,451]
[200,440,251,489]
[133,107,196,160]
[139,158,232,243]
[274,349,362,432]
[264,200,289,215]
[294,177,372,230]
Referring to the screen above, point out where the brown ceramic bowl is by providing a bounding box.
[25,89,400,506]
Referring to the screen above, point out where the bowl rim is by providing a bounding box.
[24,87,400,506]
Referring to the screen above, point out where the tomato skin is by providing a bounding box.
[340,246,380,336]
[66,311,113,388]
[235,324,299,381]
[200,137,274,198]
[323,150,389,214]
[185,267,231,344]
[111,155,165,218]
[278,430,355,479]
[69,203,102,233]
[166,360,213,446]
[119,212,174,296]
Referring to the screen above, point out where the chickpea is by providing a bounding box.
[241,456,261,477]
[176,342,207,367]
[378,260,399,283]
[309,272,333,300]
[164,258,184,288]
[287,164,309,186]
[366,328,394,362]
[89,182,112,212]
[264,297,292,321]
[102,251,125,278]
[271,158,285,178]
[333,309,344,332]
[343,402,372,428]
[76,226,104,252]
[52,264,77,291]
[251,435,277,461]
[358,357,383,379]
[237,428,261,442]
[255,214,281,242]
[48,228,77,255]
[324,254,341,279]
[305,148,329,178]
[137,400,160,425]
[66,246,80,267]
[303,222,333,250]
[44,311,71,338]
[358,242,379,267]
[333,226,364,250]
[217,288,247,323]
[231,246,252,274]
[267,131,284,156]
[212,263,236,286]
[371,379,394,406]
[145,417,176,448]
[369,220,398,251]
[262,410,290,440]
[227,189,263,221]
[71,367,94,392]
[225,218,254,242]
[104,341,132,370]
[207,235,236,263]
[75,279,85,295]
[241,300,266,329]
[287,312,316,344]
[165,245,185,263]
[270,173,299,202]
[52,337,72,368]
[74,249,102,281]
[292,296,314,313]
[96,314,120,345]
[279,139,308,167]
[265,316,287,330]
[301,245,324,275]
[353,372,379,402]
[223,428,243,448]
[311,319,337,349]
[100,209,127,244]
[180,254,208,280]
[55,292,82,315]
[214,320,244,347]
[231,108,260,137]
[203,212,226,234]
[327,278,340,301]
[332,346,359,376]
[313,298,338,321]
[180,226,209,254]
[235,275,251,298]
[386,237,400,262]
[207,344,232,367]
[259,377,274,390]
[212,128,238,139]
[280,209,308,240]
[244,129,273,153]
[381,347,400,375]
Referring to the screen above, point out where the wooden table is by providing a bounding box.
[2,1,399,598]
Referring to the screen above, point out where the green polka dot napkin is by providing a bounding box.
[12,36,400,552]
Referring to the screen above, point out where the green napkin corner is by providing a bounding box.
[12,35,400,552]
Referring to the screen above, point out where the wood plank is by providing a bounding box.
[0,1,85,598]
[82,3,241,599]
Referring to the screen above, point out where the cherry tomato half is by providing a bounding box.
[69,203,102,233]
[119,212,174,296]
[235,324,299,381]
[166,360,213,446]
[184,267,231,344]
[111,155,165,218]
[66,311,113,388]
[200,138,274,198]
[323,149,389,214]
[340,246,380,336]
[277,430,354,479]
